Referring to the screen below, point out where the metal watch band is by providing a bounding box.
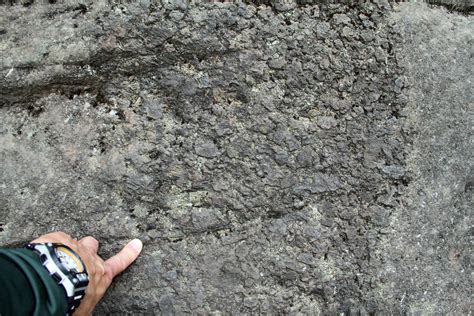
[25,242,89,315]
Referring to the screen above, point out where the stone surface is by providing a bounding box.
[0,0,471,314]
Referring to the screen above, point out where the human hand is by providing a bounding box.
[32,232,143,315]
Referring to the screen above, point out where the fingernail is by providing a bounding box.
[129,239,143,253]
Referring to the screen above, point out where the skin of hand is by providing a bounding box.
[32,232,143,316]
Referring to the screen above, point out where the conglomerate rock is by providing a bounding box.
[0,1,472,314]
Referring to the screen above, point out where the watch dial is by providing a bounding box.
[56,246,84,272]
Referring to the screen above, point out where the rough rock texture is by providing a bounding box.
[0,1,472,314]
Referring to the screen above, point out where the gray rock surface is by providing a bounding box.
[0,1,471,314]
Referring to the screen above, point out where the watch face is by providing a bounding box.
[55,246,85,273]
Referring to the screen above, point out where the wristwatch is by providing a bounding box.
[26,242,89,315]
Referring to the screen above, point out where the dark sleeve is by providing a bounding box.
[0,248,68,316]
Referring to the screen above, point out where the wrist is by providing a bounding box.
[26,242,89,315]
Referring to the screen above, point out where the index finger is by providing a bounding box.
[105,239,143,280]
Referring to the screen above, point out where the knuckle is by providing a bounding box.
[56,231,71,239]
[97,262,106,276]
[57,232,75,245]
[85,236,98,243]
[87,261,96,275]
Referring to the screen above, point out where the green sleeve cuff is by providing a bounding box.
[0,248,68,316]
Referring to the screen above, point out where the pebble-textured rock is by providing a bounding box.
[0,0,472,314]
